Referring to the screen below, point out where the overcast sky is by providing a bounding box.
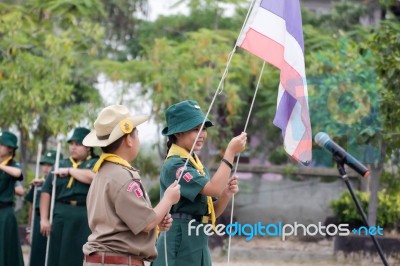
[146,0,189,21]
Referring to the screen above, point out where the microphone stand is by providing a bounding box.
[334,156,388,266]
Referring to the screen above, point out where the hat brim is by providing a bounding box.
[40,158,55,165]
[83,115,149,147]
[67,137,83,144]
[0,140,18,149]
[162,119,213,136]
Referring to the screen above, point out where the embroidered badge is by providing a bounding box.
[127,181,135,192]
[134,184,143,198]
[127,181,143,198]
[175,166,186,179]
[183,172,193,182]
[119,119,134,134]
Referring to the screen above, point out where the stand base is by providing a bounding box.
[334,235,400,255]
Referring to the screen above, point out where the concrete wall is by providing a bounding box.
[233,172,360,225]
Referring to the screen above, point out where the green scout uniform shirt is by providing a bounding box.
[42,157,98,201]
[0,160,24,266]
[83,161,157,260]
[41,156,98,266]
[161,155,209,215]
[152,155,212,266]
[0,160,23,202]
[25,178,44,208]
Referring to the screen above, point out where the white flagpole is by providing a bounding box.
[227,61,265,265]
[45,141,61,266]
[29,143,42,249]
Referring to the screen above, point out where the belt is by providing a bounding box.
[171,213,211,224]
[84,254,144,266]
[57,200,86,206]
[0,202,13,208]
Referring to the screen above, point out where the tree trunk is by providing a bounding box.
[367,165,380,226]
[15,126,29,211]
[367,140,386,226]
[18,126,29,179]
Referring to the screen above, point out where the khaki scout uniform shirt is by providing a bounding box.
[83,161,157,260]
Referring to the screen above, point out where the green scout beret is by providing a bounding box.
[40,150,63,165]
[68,127,91,145]
[0,130,18,149]
[162,100,213,136]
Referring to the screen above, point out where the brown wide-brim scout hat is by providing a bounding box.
[162,100,213,136]
[83,105,148,147]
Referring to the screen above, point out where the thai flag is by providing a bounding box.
[237,0,312,165]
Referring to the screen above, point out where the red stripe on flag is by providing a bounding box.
[240,29,284,69]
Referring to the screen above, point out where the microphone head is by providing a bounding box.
[314,132,330,147]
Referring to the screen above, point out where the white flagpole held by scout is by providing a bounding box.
[29,143,42,247]
[44,140,62,266]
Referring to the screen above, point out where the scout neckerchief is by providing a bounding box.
[66,157,83,188]
[67,155,94,188]
[92,153,132,173]
[0,156,12,166]
[166,143,216,230]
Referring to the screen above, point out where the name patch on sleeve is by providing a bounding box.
[127,181,143,198]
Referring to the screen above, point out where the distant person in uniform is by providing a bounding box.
[0,130,24,266]
[25,149,62,266]
[14,181,25,197]
[82,105,180,266]
[152,100,246,266]
[40,127,98,266]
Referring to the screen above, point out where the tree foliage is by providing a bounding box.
[1,0,400,200]
[369,20,400,154]
[98,8,282,163]
[0,1,104,172]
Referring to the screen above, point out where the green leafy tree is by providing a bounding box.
[367,20,400,225]
[97,1,287,165]
[0,1,103,175]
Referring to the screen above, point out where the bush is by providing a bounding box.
[268,147,288,165]
[148,184,160,206]
[330,190,400,230]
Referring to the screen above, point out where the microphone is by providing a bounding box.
[314,132,370,177]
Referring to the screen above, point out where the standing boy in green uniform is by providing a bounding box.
[25,149,62,266]
[0,130,24,266]
[152,100,247,266]
[82,105,180,266]
[40,127,98,266]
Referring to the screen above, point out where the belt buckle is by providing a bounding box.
[201,215,209,224]
[70,200,77,206]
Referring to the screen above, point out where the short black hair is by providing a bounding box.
[101,128,137,153]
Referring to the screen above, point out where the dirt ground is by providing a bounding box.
[210,236,397,266]
[23,236,399,266]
